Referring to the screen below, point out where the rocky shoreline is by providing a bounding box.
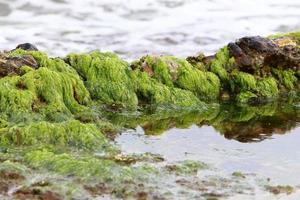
[0,32,299,199]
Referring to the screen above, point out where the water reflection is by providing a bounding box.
[106,100,300,143]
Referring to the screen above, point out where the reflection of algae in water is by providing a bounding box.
[106,100,299,142]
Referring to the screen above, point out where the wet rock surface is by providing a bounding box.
[15,43,39,51]
[227,36,300,74]
[0,53,38,77]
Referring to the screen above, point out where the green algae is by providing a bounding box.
[132,55,221,100]
[232,68,298,102]
[232,71,257,91]
[10,49,78,74]
[0,99,298,199]
[186,53,207,71]
[0,160,29,176]
[131,69,201,107]
[232,171,246,178]
[236,91,258,103]
[209,47,235,83]
[257,77,279,98]
[67,51,138,109]
[176,64,220,99]
[132,55,176,87]
[272,69,298,90]
[265,185,294,195]
[24,148,157,195]
[165,160,209,175]
[0,50,90,122]
[0,120,108,150]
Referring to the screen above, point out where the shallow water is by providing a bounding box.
[114,101,300,198]
[0,0,300,59]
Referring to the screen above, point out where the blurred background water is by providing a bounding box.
[0,0,299,60]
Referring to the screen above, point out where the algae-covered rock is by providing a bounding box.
[0,49,90,122]
[0,120,108,150]
[0,53,38,77]
[67,51,138,109]
[131,69,202,107]
[228,36,299,73]
[132,55,221,100]
[200,33,300,103]
[209,46,235,84]
[24,148,158,198]
[269,32,300,48]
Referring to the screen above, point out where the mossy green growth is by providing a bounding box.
[232,171,246,178]
[0,120,108,150]
[272,69,298,90]
[230,71,259,102]
[25,149,151,184]
[257,77,279,98]
[210,47,235,83]
[9,49,78,74]
[1,50,90,120]
[165,160,209,175]
[0,160,29,176]
[131,70,201,107]
[132,55,221,100]
[132,55,177,87]
[236,91,257,103]
[232,71,257,91]
[176,63,220,99]
[67,51,138,109]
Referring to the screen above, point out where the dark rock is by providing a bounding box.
[0,53,38,77]
[15,43,38,51]
[227,42,244,57]
[236,36,278,54]
[227,36,300,74]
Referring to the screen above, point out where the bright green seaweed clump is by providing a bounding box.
[256,77,279,98]
[272,69,298,90]
[0,120,108,150]
[131,70,201,107]
[132,55,176,87]
[67,51,138,109]
[176,62,220,99]
[231,72,281,102]
[66,52,203,108]
[1,49,90,122]
[24,149,154,187]
[132,55,221,100]
[209,47,235,83]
